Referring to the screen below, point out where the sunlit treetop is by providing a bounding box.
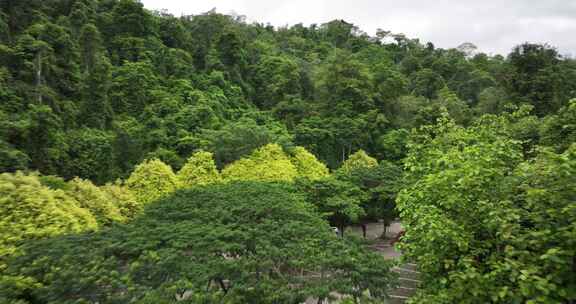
[339,149,378,173]
[0,172,97,258]
[126,158,179,204]
[222,143,298,182]
[177,150,221,188]
[66,177,126,225]
[289,146,329,180]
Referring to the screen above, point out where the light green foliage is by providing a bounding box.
[501,145,576,303]
[100,182,141,219]
[398,113,575,303]
[339,149,378,173]
[126,158,179,204]
[289,146,329,180]
[177,151,221,188]
[3,182,395,303]
[66,178,126,225]
[435,87,471,125]
[0,172,97,261]
[222,143,298,182]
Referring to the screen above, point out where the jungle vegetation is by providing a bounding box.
[0,0,575,303]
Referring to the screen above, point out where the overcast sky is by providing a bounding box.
[140,0,576,56]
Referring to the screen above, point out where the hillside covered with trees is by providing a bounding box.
[0,0,575,303]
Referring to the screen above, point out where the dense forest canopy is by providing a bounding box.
[0,0,575,303]
[1,0,575,180]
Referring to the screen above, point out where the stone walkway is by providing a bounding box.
[304,222,420,304]
[350,221,421,304]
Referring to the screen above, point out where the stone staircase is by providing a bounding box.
[354,221,421,304]
[387,263,421,303]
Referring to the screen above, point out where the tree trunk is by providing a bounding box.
[217,279,228,294]
[35,51,42,104]
[381,220,388,239]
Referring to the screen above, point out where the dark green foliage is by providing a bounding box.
[0,140,29,172]
[63,128,116,184]
[339,161,403,234]
[506,43,576,116]
[3,182,395,303]
[411,68,445,99]
[297,176,367,236]
[539,99,576,152]
[0,0,575,180]
[200,114,294,167]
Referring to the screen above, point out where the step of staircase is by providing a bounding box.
[397,277,421,289]
[400,263,418,272]
[387,294,410,304]
[392,266,421,280]
[389,286,417,297]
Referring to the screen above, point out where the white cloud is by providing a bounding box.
[140,0,576,55]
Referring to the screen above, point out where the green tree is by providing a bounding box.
[109,0,156,38]
[504,43,576,116]
[289,146,329,180]
[395,112,576,303]
[177,151,221,188]
[376,129,410,162]
[63,128,116,184]
[315,50,375,115]
[411,68,445,99]
[251,55,302,109]
[474,87,509,115]
[372,64,408,110]
[338,161,403,238]
[65,178,126,225]
[222,143,298,182]
[78,24,113,129]
[297,177,367,237]
[22,105,68,175]
[100,182,141,219]
[112,116,146,177]
[3,182,395,303]
[126,158,178,204]
[539,99,576,152]
[0,171,97,267]
[110,61,158,115]
[339,149,378,173]
[200,115,294,167]
[0,140,29,172]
